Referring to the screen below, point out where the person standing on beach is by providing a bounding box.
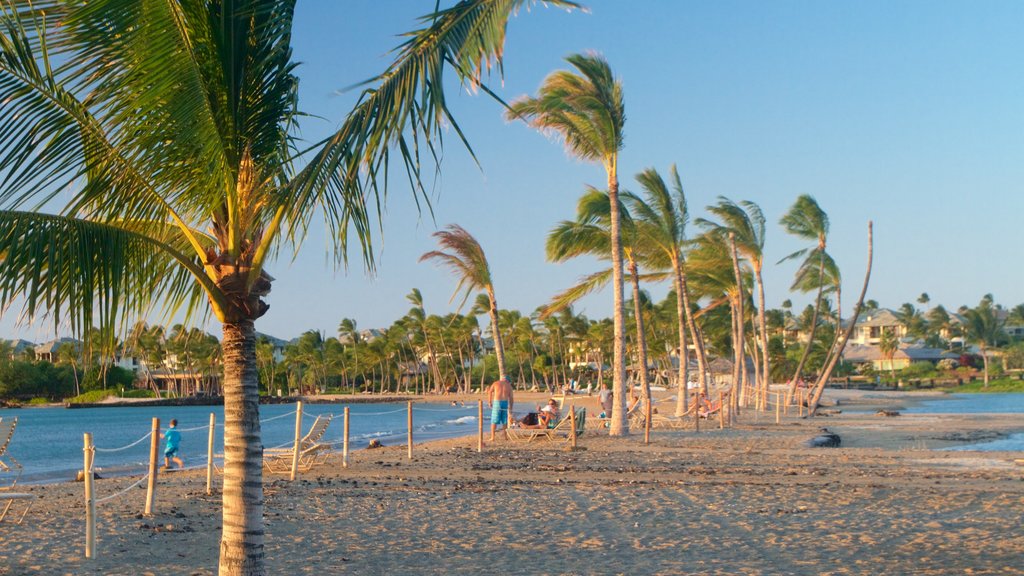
[486,378,514,441]
[162,419,184,470]
[598,383,613,417]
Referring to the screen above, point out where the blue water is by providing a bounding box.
[904,393,1024,451]
[0,402,482,484]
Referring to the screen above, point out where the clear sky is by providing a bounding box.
[2,0,1022,342]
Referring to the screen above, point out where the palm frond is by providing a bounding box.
[0,211,214,341]
[539,268,612,319]
[286,0,580,271]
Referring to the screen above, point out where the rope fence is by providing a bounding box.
[73,400,531,560]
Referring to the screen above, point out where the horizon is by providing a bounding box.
[1,0,1021,342]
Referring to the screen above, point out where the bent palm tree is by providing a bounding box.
[696,197,769,406]
[0,1,576,573]
[625,166,708,416]
[507,53,629,435]
[779,195,831,402]
[420,224,508,382]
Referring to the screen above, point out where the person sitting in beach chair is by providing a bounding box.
[698,393,722,419]
[518,399,560,429]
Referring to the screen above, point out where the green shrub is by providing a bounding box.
[121,389,156,399]
[26,397,51,405]
[899,362,940,380]
[949,378,1024,393]
[67,389,116,403]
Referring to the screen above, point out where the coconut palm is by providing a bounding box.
[696,197,770,406]
[507,53,629,435]
[879,328,899,381]
[779,195,831,401]
[544,189,660,420]
[626,166,708,416]
[420,224,508,383]
[963,295,1006,386]
[0,1,575,572]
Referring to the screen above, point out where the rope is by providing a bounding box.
[350,408,406,416]
[259,410,297,424]
[411,406,475,413]
[176,424,211,433]
[95,473,150,504]
[94,431,152,453]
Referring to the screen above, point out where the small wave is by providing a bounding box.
[445,416,476,425]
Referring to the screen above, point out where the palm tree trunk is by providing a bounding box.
[672,262,689,417]
[629,260,652,419]
[755,265,770,405]
[809,222,873,414]
[788,249,827,403]
[219,320,264,575]
[729,234,746,411]
[608,167,628,436]
[982,345,989,387]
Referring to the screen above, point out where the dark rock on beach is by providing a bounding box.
[804,428,841,448]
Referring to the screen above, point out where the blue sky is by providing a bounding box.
[2,0,1022,342]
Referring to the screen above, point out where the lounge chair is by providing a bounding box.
[264,414,333,474]
[0,492,31,524]
[0,417,23,488]
[507,407,586,443]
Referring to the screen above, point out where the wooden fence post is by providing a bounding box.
[644,397,651,444]
[407,401,413,460]
[206,413,216,495]
[775,393,781,425]
[570,407,578,450]
[144,418,160,516]
[718,392,725,429]
[290,401,303,482]
[343,407,350,468]
[477,400,483,453]
[83,433,95,559]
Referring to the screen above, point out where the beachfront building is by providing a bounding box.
[842,343,957,371]
[33,337,81,362]
[848,309,906,346]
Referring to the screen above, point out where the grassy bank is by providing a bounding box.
[946,378,1024,393]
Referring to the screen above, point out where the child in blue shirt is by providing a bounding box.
[162,419,184,470]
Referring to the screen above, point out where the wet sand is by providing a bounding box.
[1,389,1022,575]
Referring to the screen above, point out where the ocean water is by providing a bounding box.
[0,402,483,484]
[904,393,1024,451]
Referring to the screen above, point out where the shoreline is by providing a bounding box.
[2,388,1022,574]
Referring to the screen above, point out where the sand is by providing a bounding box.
[1,389,1022,575]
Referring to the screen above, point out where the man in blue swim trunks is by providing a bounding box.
[486,378,514,442]
[161,418,184,470]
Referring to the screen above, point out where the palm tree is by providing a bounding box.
[963,295,1006,386]
[879,328,899,382]
[780,195,831,401]
[626,166,708,416]
[420,224,508,383]
[696,197,769,406]
[507,53,629,435]
[0,2,575,573]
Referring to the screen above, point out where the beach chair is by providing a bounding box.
[0,492,32,524]
[0,417,23,488]
[264,414,333,474]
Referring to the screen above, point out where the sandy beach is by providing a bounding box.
[1,389,1022,575]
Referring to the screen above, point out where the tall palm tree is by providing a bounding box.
[779,195,831,401]
[696,197,769,406]
[507,53,629,435]
[963,295,1006,386]
[544,189,658,418]
[879,328,899,382]
[420,224,508,383]
[0,2,575,573]
[626,166,708,417]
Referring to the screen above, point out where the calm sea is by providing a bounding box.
[0,402,482,485]
[904,393,1024,451]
